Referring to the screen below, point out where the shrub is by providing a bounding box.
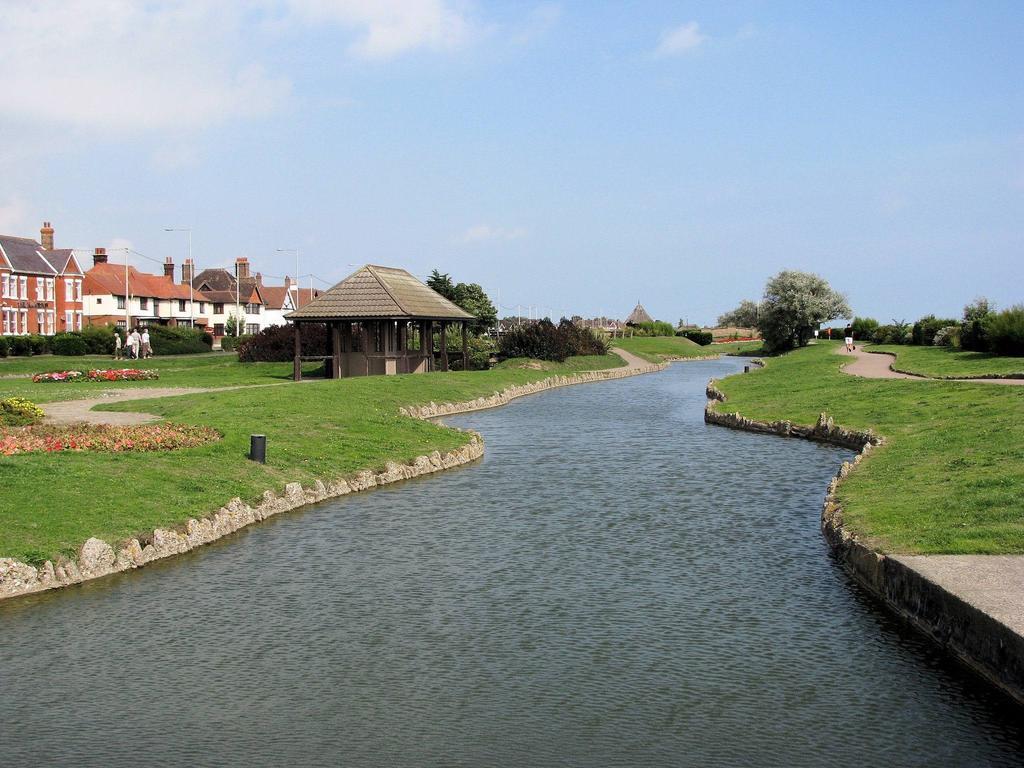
[219,334,253,352]
[932,326,960,347]
[50,333,89,356]
[912,315,957,346]
[679,329,713,345]
[238,324,329,362]
[28,334,49,355]
[851,317,879,339]
[871,324,911,345]
[147,325,212,355]
[8,336,34,356]
[79,325,117,355]
[499,319,609,362]
[960,297,995,352]
[631,320,676,337]
[450,335,497,371]
[986,305,1024,356]
[0,337,7,357]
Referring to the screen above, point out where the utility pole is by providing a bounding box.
[165,228,193,326]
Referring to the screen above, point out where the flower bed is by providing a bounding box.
[0,423,219,455]
[0,397,45,427]
[32,369,159,383]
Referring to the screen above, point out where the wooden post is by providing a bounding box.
[331,321,342,379]
[292,323,302,381]
[439,320,448,371]
[340,322,352,378]
[426,320,434,371]
[461,320,468,371]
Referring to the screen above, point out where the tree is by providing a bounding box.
[426,270,457,302]
[757,270,850,353]
[716,299,760,328]
[427,269,497,336]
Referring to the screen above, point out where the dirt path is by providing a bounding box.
[837,346,1024,385]
[40,387,233,425]
[609,347,655,370]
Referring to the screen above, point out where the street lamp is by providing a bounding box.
[165,228,193,327]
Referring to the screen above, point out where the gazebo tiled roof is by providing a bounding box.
[287,265,473,321]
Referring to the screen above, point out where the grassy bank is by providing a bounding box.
[494,354,624,372]
[613,336,761,362]
[709,342,1024,554]
[0,353,629,563]
[870,345,1024,379]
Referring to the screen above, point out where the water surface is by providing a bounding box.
[1,357,1021,766]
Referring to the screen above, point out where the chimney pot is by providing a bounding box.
[93,247,108,265]
[163,256,175,279]
[235,257,250,279]
[181,258,194,286]
[40,221,55,251]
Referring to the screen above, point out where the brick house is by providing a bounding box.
[83,248,212,330]
[191,257,269,341]
[0,222,85,336]
[261,277,320,328]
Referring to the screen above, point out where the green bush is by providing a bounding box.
[220,334,253,352]
[238,325,327,362]
[851,317,879,339]
[986,306,1024,356]
[912,315,957,346]
[871,323,911,345]
[8,336,34,356]
[80,325,117,355]
[50,333,89,356]
[499,319,609,362]
[449,335,497,371]
[960,297,994,352]
[679,329,713,345]
[0,336,7,357]
[147,325,213,355]
[28,334,49,355]
[932,326,960,347]
[631,320,676,337]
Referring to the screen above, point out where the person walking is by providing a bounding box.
[141,327,152,359]
[129,327,141,360]
[113,330,122,360]
[844,324,855,353]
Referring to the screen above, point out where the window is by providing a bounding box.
[178,299,186,312]
[75,280,82,301]
[116,295,126,310]
[65,311,73,329]
[244,303,260,314]
[20,276,28,299]
[75,311,83,331]
[1,274,8,298]
[36,310,43,331]
[139,297,148,310]
[214,323,225,336]
[36,279,44,301]
[213,303,224,314]
[46,278,55,301]
[199,302,206,313]
[2,310,8,335]
[96,297,103,305]
[47,311,55,334]
[245,323,260,335]
[65,279,73,301]
[116,319,126,330]
[20,309,28,334]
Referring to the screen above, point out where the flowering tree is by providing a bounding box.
[757,270,850,352]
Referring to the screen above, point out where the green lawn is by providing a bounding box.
[0,353,628,563]
[870,344,1024,379]
[611,335,711,362]
[710,341,1024,554]
[0,353,320,403]
[493,354,625,372]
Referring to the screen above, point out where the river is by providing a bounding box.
[1,357,1021,766]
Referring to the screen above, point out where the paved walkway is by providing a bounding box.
[41,387,225,425]
[838,346,1024,384]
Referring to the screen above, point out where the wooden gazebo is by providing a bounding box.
[285,265,475,380]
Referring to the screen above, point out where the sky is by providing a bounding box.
[0,0,1021,325]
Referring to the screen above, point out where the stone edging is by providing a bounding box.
[0,358,669,603]
[705,374,1024,706]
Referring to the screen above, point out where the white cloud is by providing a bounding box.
[654,21,706,57]
[284,0,478,59]
[458,224,528,243]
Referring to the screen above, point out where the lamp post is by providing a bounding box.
[165,228,193,327]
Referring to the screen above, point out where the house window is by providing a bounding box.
[36,310,44,331]
[65,279,73,301]
[47,311,55,334]
[20,276,28,299]
[139,297,148,310]
[1,274,7,298]
[96,297,103,305]
[116,320,126,330]
[245,303,261,314]
[214,323,225,336]
[245,323,260,335]
[199,302,206,313]
[65,311,73,329]
[178,299,186,312]
[2,310,8,335]
[213,303,224,314]
[116,296,126,310]
[20,309,28,334]
[36,279,44,301]
[75,311,83,331]
[75,280,82,301]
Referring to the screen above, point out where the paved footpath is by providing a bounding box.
[838,345,1024,384]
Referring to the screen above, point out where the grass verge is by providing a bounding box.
[709,341,1024,555]
[0,353,628,563]
[612,336,710,362]
[870,345,1024,379]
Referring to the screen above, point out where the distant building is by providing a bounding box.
[261,277,321,328]
[84,249,211,330]
[571,315,626,333]
[625,302,654,325]
[0,222,85,336]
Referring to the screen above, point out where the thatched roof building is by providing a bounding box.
[626,302,653,325]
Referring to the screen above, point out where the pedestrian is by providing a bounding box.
[844,324,855,353]
[113,330,122,360]
[141,327,152,359]
[129,327,141,360]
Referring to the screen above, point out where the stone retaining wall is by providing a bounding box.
[705,374,1024,705]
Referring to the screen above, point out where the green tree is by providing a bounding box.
[426,270,457,301]
[716,299,760,328]
[757,270,850,352]
[453,282,498,336]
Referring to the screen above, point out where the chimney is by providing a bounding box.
[40,221,54,251]
[163,256,175,279]
[235,257,250,280]
[254,271,263,286]
[181,258,194,286]
[93,247,108,265]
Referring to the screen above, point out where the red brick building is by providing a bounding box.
[0,222,85,336]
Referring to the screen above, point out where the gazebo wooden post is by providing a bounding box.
[292,322,302,381]
[461,320,468,371]
[439,320,449,372]
[331,321,342,379]
[426,320,434,371]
